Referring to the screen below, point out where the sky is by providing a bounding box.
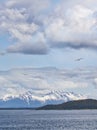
[0,0,97,70]
[0,0,97,98]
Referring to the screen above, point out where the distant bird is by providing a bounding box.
[75,58,83,62]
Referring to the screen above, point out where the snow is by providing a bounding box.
[0,90,87,108]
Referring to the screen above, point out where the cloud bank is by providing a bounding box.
[0,67,96,98]
[1,0,97,54]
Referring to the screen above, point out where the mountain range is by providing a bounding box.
[0,67,90,108]
[0,90,87,108]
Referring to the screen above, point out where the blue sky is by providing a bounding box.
[0,0,97,98]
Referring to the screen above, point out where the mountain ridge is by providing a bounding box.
[0,91,87,108]
[37,99,97,110]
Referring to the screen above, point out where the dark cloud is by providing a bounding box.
[7,41,49,55]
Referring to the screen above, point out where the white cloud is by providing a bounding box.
[45,4,97,49]
[0,67,96,98]
[1,0,97,54]
[7,32,49,54]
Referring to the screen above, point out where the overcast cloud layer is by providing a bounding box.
[0,0,97,54]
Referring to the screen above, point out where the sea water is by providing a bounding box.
[0,110,97,130]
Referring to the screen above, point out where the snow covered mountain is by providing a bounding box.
[0,67,93,108]
[0,90,87,108]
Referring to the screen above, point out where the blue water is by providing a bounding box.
[0,110,97,130]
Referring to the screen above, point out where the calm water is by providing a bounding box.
[0,110,97,130]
